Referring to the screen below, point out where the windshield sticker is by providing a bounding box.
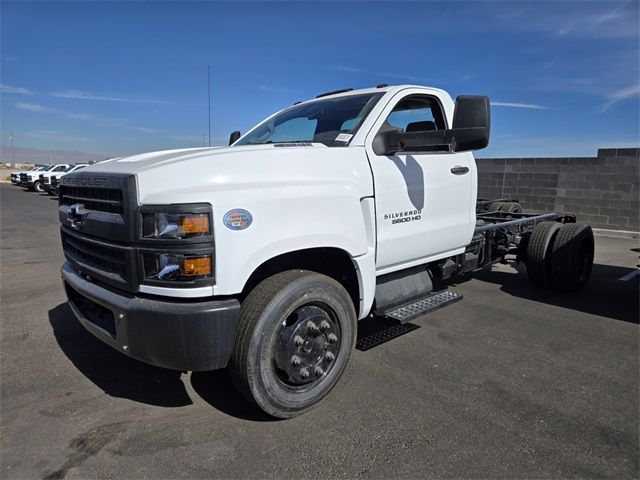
[335,133,353,142]
[223,209,253,230]
[273,142,313,147]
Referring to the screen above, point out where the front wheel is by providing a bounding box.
[33,181,43,193]
[229,270,356,418]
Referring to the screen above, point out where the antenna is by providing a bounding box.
[207,65,212,147]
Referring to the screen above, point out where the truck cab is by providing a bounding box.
[58,85,592,418]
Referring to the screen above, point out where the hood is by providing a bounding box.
[76,144,372,204]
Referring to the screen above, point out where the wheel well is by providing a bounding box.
[241,248,361,316]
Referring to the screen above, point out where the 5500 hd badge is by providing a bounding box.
[384,209,422,224]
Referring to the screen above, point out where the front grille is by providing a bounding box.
[59,185,124,214]
[61,230,126,276]
[19,173,27,183]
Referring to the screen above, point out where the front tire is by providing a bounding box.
[229,270,357,418]
[33,181,43,193]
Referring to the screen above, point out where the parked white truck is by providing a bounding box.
[58,84,594,418]
[11,165,44,185]
[43,163,90,195]
[23,163,70,192]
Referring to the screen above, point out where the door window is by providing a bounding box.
[382,95,446,133]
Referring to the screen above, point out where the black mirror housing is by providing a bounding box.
[229,131,241,146]
[450,95,490,152]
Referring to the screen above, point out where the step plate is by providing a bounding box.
[385,291,463,324]
[356,323,420,351]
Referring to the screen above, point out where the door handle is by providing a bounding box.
[450,166,469,175]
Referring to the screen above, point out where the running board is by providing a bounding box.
[383,290,463,324]
[356,323,421,351]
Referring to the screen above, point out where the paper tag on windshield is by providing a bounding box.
[335,133,353,143]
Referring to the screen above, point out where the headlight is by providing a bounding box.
[139,204,215,286]
[142,253,213,281]
[142,212,211,239]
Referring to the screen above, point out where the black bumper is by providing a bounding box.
[61,261,240,371]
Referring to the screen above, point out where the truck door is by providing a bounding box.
[365,90,476,272]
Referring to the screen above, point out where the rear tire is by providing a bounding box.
[550,224,594,291]
[501,202,522,214]
[488,201,503,212]
[526,221,562,288]
[229,269,357,418]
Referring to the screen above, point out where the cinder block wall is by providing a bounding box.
[476,148,639,231]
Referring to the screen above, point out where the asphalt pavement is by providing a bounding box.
[1,182,638,479]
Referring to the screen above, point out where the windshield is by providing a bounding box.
[236,92,384,147]
[41,165,55,172]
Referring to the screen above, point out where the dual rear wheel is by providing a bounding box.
[526,222,594,291]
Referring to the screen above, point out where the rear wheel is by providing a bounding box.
[526,221,562,288]
[551,224,594,291]
[488,201,503,212]
[229,270,356,418]
[501,202,522,214]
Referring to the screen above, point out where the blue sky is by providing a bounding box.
[1,0,638,157]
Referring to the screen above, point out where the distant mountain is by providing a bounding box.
[0,145,108,165]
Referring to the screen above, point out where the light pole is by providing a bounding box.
[9,131,15,164]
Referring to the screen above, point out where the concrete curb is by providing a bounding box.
[593,228,640,240]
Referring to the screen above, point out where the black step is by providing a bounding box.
[356,322,420,351]
[384,290,463,324]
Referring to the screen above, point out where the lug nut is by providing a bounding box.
[307,321,320,334]
[327,333,338,344]
[299,368,309,379]
[314,366,324,377]
[319,320,331,331]
[291,355,302,366]
[325,351,335,363]
[293,335,304,347]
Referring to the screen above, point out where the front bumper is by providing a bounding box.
[61,261,240,371]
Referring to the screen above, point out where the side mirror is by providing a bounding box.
[373,95,490,155]
[229,131,241,145]
[450,95,490,152]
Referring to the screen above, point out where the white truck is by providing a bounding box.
[43,164,90,195]
[11,165,44,185]
[23,163,70,192]
[58,84,594,418]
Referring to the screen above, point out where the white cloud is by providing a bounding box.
[52,89,179,105]
[600,84,640,112]
[131,126,158,133]
[1,84,33,95]
[16,102,58,113]
[328,66,429,83]
[491,102,549,110]
[26,130,89,142]
[258,86,295,93]
[330,66,366,73]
